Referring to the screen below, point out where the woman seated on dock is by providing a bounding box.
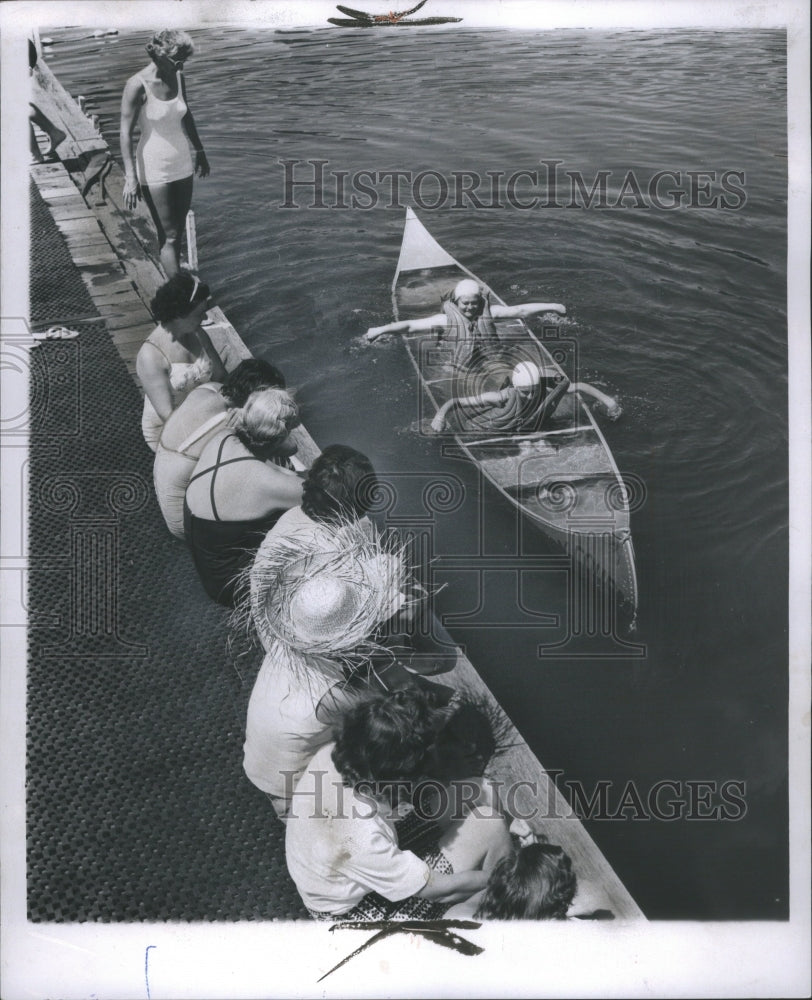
[250,444,458,675]
[138,272,226,451]
[241,448,456,817]
[184,388,303,606]
[154,359,287,539]
[365,277,566,369]
[430,360,620,435]
[120,29,209,277]
[285,687,514,921]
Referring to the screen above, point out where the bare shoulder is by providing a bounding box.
[122,72,147,100]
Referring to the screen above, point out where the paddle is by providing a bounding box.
[336,4,374,20]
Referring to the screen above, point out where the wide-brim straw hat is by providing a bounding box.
[248,517,412,662]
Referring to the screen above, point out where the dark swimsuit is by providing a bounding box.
[184,435,292,607]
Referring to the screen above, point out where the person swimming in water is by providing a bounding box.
[365,277,567,369]
[429,359,621,435]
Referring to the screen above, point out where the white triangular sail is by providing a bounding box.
[395,206,457,275]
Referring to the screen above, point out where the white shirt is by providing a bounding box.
[285,744,430,914]
[242,651,353,800]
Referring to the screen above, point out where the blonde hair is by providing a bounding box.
[234,388,298,451]
[150,29,195,61]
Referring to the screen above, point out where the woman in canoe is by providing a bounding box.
[154,359,287,539]
[429,359,620,435]
[365,278,567,368]
[120,29,209,277]
[184,387,304,606]
[137,272,227,451]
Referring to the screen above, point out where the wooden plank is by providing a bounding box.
[56,217,104,234]
[101,308,154,331]
[48,202,98,222]
[31,61,108,156]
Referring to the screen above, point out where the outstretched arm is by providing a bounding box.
[366,313,446,341]
[491,302,567,319]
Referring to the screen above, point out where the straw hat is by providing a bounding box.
[248,518,411,662]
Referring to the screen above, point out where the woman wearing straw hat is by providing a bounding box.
[184,387,303,606]
[241,512,452,819]
[250,444,458,675]
[285,687,514,921]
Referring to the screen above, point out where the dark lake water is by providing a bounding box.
[43,24,789,919]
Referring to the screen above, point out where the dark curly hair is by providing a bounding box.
[150,272,210,324]
[220,359,286,407]
[475,842,577,920]
[331,688,439,792]
[301,444,378,524]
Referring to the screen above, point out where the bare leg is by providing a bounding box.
[141,176,193,277]
[29,103,66,158]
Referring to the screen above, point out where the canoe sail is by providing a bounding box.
[389,208,639,618]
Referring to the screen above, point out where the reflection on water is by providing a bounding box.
[44,25,788,919]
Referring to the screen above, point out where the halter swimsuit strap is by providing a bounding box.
[187,434,260,522]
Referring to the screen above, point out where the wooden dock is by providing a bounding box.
[28,57,644,921]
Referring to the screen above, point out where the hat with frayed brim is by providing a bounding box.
[249,518,411,661]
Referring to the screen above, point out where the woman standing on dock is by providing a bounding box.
[138,272,226,451]
[120,29,209,276]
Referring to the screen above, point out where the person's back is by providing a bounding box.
[154,383,228,537]
[184,388,303,604]
[186,431,300,521]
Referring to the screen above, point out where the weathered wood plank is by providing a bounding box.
[31,60,107,157]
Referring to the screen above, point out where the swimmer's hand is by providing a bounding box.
[546,303,567,316]
[429,414,446,433]
[365,325,388,342]
[195,150,210,178]
[123,176,141,211]
[605,399,622,420]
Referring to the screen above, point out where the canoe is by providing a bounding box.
[328,16,462,26]
[389,207,639,617]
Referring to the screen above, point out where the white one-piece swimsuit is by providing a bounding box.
[135,70,194,185]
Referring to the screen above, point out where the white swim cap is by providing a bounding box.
[453,279,481,299]
[511,361,541,389]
